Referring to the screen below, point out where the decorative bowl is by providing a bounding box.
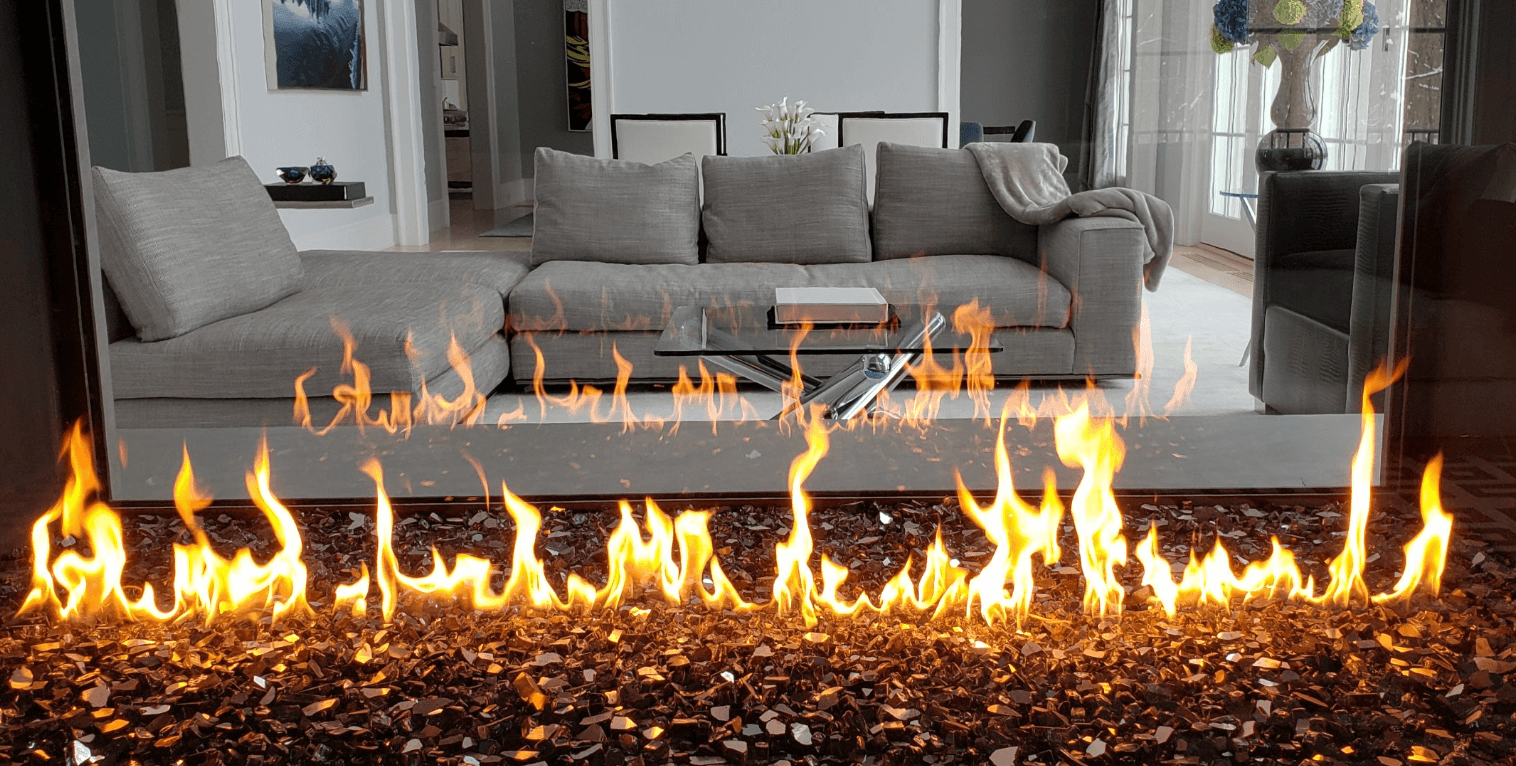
[309,159,337,185]
[276,166,308,184]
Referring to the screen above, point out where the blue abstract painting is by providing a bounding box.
[265,0,366,90]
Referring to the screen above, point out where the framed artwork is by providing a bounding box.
[565,0,591,131]
[263,0,368,91]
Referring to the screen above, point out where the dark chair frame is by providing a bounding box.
[832,111,951,150]
[982,119,1037,143]
[609,113,728,160]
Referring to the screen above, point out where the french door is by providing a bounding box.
[1198,0,1413,259]
[1201,50,1277,258]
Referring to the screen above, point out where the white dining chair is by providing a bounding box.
[834,112,950,203]
[610,113,727,164]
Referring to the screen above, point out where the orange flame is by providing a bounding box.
[21,428,309,624]
[772,410,828,627]
[296,324,484,435]
[1162,336,1198,415]
[1055,405,1130,616]
[25,356,1456,628]
[956,408,1064,625]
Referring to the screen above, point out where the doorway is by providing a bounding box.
[75,0,192,173]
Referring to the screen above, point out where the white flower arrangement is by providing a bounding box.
[757,97,825,155]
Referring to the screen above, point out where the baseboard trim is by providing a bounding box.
[428,198,449,232]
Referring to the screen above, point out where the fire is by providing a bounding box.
[956,411,1063,626]
[771,409,829,627]
[21,428,309,623]
[1130,364,1445,616]
[295,322,484,435]
[24,369,1454,627]
[1055,405,1131,616]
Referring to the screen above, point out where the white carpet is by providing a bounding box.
[479,267,1258,423]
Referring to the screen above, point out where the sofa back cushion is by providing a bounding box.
[871,142,1038,261]
[92,156,304,341]
[701,145,871,264]
[531,147,701,267]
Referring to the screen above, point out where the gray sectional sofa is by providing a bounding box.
[97,146,1150,429]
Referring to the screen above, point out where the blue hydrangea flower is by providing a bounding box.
[1349,2,1381,50]
[1213,0,1249,44]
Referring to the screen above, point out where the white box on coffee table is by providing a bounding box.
[774,287,888,324]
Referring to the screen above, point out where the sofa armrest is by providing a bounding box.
[1345,183,1400,408]
[1038,217,1147,376]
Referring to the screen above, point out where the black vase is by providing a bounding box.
[309,159,337,185]
[1256,128,1327,173]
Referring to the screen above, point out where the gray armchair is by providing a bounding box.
[1250,170,1400,413]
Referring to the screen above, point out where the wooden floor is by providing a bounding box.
[388,197,533,253]
[1170,244,1254,297]
[395,199,1258,303]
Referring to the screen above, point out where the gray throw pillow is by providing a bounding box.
[92,156,304,341]
[531,148,701,266]
[701,145,872,264]
[871,142,1037,260]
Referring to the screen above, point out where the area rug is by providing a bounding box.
[480,212,534,237]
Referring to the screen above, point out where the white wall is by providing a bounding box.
[602,0,953,157]
[182,0,399,251]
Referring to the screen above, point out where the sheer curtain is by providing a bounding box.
[1091,0,1414,245]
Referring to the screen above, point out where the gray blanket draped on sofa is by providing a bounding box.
[966,142,1174,291]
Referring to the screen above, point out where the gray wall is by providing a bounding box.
[513,0,593,176]
[960,0,1098,175]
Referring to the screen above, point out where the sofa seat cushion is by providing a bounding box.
[1268,248,1355,333]
[110,282,505,400]
[114,334,513,429]
[871,142,1038,261]
[509,254,1070,333]
[300,250,532,302]
[93,156,304,341]
[701,145,872,264]
[530,148,701,266]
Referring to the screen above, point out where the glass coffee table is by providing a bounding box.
[653,304,1002,421]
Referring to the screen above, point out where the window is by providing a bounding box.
[1403,0,1446,145]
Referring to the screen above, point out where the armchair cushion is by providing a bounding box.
[92,156,304,341]
[1266,248,1356,333]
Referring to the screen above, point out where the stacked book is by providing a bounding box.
[774,287,889,325]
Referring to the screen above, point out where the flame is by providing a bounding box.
[772,410,828,627]
[1055,405,1130,616]
[25,354,1457,628]
[21,428,309,624]
[952,301,998,423]
[1375,454,1453,602]
[1123,303,1155,420]
[956,409,1064,625]
[1131,363,1446,615]
[297,324,485,435]
[1163,336,1197,415]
